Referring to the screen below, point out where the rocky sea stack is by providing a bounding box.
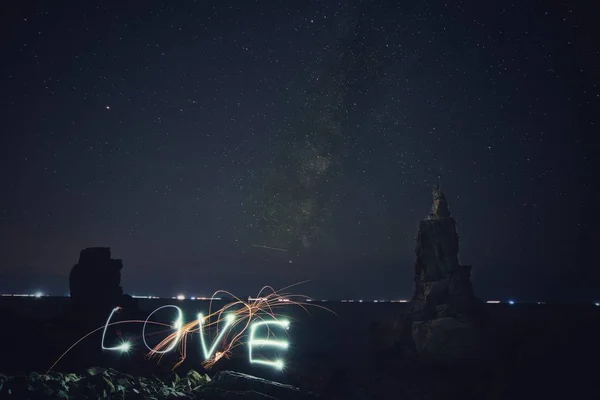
[69,247,138,327]
[408,184,486,359]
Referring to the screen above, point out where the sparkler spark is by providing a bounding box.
[148,283,333,370]
[142,305,184,354]
[101,307,131,352]
[47,283,335,375]
[198,312,236,360]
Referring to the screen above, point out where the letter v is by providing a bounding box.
[198,313,235,360]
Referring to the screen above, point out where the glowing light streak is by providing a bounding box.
[198,313,236,360]
[248,319,290,370]
[148,284,326,370]
[48,282,336,374]
[101,307,131,352]
[142,305,184,354]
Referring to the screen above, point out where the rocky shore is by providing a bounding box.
[0,368,317,400]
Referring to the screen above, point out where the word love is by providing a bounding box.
[101,305,290,370]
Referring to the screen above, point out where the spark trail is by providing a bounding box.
[149,283,333,370]
[46,283,334,374]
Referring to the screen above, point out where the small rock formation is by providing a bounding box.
[409,185,484,359]
[69,247,125,324]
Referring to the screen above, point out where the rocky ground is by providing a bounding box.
[0,368,317,400]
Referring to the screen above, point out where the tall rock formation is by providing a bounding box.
[411,185,476,320]
[69,247,126,325]
[409,185,484,359]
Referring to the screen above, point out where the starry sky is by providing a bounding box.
[0,0,597,301]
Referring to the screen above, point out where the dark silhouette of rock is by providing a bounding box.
[206,371,318,400]
[411,186,477,320]
[69,247,125,325]
[409,186,486,359]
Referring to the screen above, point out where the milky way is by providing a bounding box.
[0,0,594,300]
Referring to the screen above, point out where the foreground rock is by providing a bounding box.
[0,368,317,400]
[206,371,318,400]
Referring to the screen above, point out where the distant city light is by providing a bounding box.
[248,297,267,302]
[0,294,571,306]
[595,302,599,307]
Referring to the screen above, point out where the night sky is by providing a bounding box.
[1,0,597,301]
